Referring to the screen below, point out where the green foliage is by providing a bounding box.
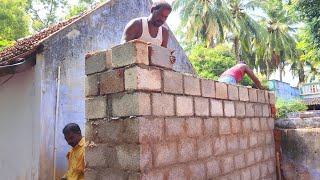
[275,98,308,119]
[0,0,30,49]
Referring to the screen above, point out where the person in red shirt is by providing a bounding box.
[219,61,262,89]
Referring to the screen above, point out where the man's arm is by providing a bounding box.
[121,19,141,44]
[161,26,169,48]
[245,66,262,90]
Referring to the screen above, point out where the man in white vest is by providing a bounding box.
[121,0,175,63]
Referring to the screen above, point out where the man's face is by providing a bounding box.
[64,132,81,147]
[151,7,171,27]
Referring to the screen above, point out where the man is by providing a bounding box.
[219,61,263,89]
[61,123,84,180]
[121,0,175,63]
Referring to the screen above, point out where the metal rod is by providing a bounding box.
[53,66,61,180]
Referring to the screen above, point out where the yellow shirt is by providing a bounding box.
[63,137,85,180]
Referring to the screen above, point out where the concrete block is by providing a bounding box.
[251,165,261,180]
[141,171,165,180]
[112,40,149,68]
[268,118,275,130]
[263,146,271,161]
[184,75,201,96]
[210,99,223,116]
[85,74,99,96]
[234,153,246,169]
[112,92,151,117]
[249,133,258,147]
[206,159,221,177]
[241,168,251,180]
[197,138,213,159]
[260,118,268,131]
[228,172,241,180]
[178,138,197,162]
[267,159,276,174]
[95,120,124,143]
[165,117,185,140]
[100,69,124,95]
[189,163,206,180]
[140,144,152,171]
[242,118,252,133]
[257,132,266,146]
[194,97,209,116]
[262,104,270,117]
[257,90,266,103]
[227,136,239,152]
[255,104,263,117]
[239,135,249,150]
[152,93,174,116]
[139,117,164,143]
[204,118,219,136]
[201,79,215,98]
[116,144,140,170]
[216,82,228,99]
[149,44,173,69]
[154,142,178,167]
[122,118,139,143]
[85,145,116,167]
[231,118,241,134]
[186,117,203,137]
[265,91,270,104]
[213,137,227,155]
[269,92,275,104]
[246,150,255,166]
[85,50,112,75]
[266,131,274,144]
[228,85,239,100]
[239,86,249,101]
[219,118,231,135]
[176,96,194,116]
[85,96,107,119]
[254,148,264,163]
[100,169,127,180]
[251,118,260,131]
[163,70,183,94]
[260,162,269,177]
[249,88,258,102]
[221,156,235,174]
[125,66,161,91]
[224,101,235,117]
[235,102,246,117]
[168,166,187,180]
[246,103,255,117]
[84,169,97,180]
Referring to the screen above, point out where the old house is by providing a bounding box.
[0,0,194,179]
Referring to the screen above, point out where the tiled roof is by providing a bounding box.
[0,15,83,66]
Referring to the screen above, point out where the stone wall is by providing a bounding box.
[84,41,277,179]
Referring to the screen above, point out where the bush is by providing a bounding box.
[276,98,308,119]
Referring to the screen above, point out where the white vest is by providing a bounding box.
[138,18,163,46]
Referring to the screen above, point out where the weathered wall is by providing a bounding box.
[37,0,193,179]
[84,41,277,179]
[0,68,41,180]
[276,117,320,179]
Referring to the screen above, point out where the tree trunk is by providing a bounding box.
[279,63,283,82]
[298,61,305,83]
[208,37,216,48]
[266,61,270,80]
[234,36,240,61]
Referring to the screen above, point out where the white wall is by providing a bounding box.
[0,68,40,180]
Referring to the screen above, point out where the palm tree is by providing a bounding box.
[172,0,232,48]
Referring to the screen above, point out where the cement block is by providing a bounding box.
[260,118,268,130]
[189,163,206,180]
[252,118,260,131]
[239,86,249,101]
[219,118,231,135]
[204,118,219,136]
[262,104,270,117]
[227,136,239,152]
[125,66,161,91]
[149,44,173,69]
[265,91,270,104]
[221,156,235,174]
[95,120,124,143]
[249,133,258,147]
[140,144,152,171]
[216,82,228,99]
[246,103,255,117]
[210,99,223,116]
[85,96,107,119]
[231,118,241,134]
[213,137,227,155]
[255,148,264,163]
[194,97,209,116]
[224,101,235,117]
[165,117,186,139]
[241,168,251,180]
[269,92,275,104]
[168,166,187,180]
[176,96,194,116]
[100,69,124,95]
[186,117,203,137]
[207,159,221,177]
[184,75,201,96]
[154,142,178,167]
[246,150,255,166]
[234,153,246,169]
[249,88,258,102]
[239,135,249,150]
[139,117,164,143]
[85,74,99,96]
[112,92,151,117]
[85,50,112,75]
[116,144,140,170]
[251,165,261,180]
[257,90,266,103]
[178,138,197,162]
[85,145,116,167]
[255,104,263,117]
[152,93,174,116]
[201,79,215,98]
[235,102,246,117]
[112,40,149,68]
[242,118,252,133]
[197,138,213,159]
[228,84,239,100]
[163,70,183,94]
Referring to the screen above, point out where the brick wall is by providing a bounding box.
[84,40,277,180]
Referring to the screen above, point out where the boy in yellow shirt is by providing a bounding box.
[61,123,85,180]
